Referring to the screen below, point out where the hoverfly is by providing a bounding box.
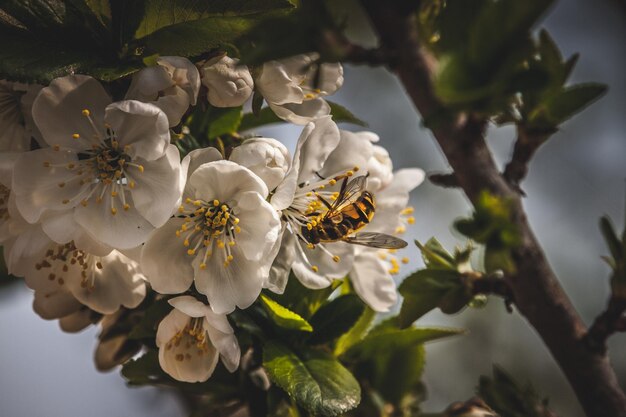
[300,174,408,249]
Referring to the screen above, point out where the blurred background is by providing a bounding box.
[0,0,624,416]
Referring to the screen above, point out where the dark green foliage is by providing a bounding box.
[263,340,361,417]
[260,294,314,333]
[308,294,365,345]
[239,101,367,132]
[0,0,294,83]
[478,366,556,417]
[398,238,475,327]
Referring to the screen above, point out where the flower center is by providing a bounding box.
[34,242,103,290]
[42,109,145,215]
[176,197,242,269]
[282,167,360,271]
[165,317,211,360]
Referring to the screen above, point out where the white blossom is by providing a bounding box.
[201,55,254,108]
[9,222,147,315]
[126,57,200,127]
[229,137,290,191]
[156,296,240,383]
[269,116,356,291]
[0,80,41,151]
[255,53,343,125]
[12,75,184,250]
[141,160,281,314]
[349,167,424,312]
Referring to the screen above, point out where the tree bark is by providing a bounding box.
[358,2,626,416]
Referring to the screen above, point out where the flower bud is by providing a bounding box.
[201,56,254,108]
[230,138,290,191]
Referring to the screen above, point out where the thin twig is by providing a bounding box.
[429,172,460,188]
[503,126,554,192]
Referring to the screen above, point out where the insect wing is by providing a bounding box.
[343,232,408,249]
[332,175,368,212]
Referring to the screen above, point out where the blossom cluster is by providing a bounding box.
[0,54,423,383]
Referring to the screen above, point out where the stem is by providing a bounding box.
[357,2,626,416]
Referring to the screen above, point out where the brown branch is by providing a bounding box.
[585,296,626,354]
[357,2,626,416]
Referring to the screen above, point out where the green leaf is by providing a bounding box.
[478,366,554,417]
[261,294,313,333]
[398,269,465,328]
[207,106,243,139]
[334,306,376,356]
[343,324,461,407]
[128,298,172,340]
[134,0,295,39]
[343,325,463,362]
[528,83,607,127]
[0,2,142,83]
[132,14,280,58]
[308,294,365,345]
[263,340,361,417]
[239,101,366,132]
[121,350,166,385]
[468,0,554,70]
[416,238,456,269]
[327,102,368,127]
[265,272,339,319]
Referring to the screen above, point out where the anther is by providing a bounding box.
[111,207,118,215]
[187,249,196,256]
[213,200,219,207]
[332,255,340,263]
[311,265,319,272]
[82,109,90,116]
[72,133,80,139]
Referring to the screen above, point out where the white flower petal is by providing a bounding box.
[183,147,223,180]
[74,192,155,249]
[188,160,268,203]
[33,289,81,320]
[194,245,264,314]
[104,100,170,161]
[141,218,195,294]
[204,319,240,373]
[229,137,290,191]
[271,117,340,210]
[233,192,280,262]
[59,308,94,333]
[296,116,340,184]
[269,99,330,125]
[351,251,397,312]
[157,309,219,383]
[202,56,253,108]
[0,152,17,187]
[126,66,174,102]
[169,295,213,319]
[265,225,293,294]
[292,241,354,289]
[256,59,306,105]
[12,148,86,223]
[67,251,147,314]
[129,145,183,227]
[158,56,201,106]
[319,130,374,178]
[32,75,110,150]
